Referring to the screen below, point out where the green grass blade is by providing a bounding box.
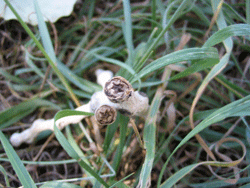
[0,68,27,84]
[0,165,10,187]
[191,177,250,188]
[56,61,101,93]
[158,95,250,186]
[33,0,57,63]
[54,110,93,120]
[223,3,246,23]
[163,162,250,187]
[160,159,246,188]
[111,115,129,172]
[8,82,41,91]
[211,0,233,51]
[151,0,157,29]
[169,58,219,81]
[65,126,96,185]
[87,0,96,26]
[122,0,134,65]
[25,53,46,77]
[0,102,35,130]
[91,52,136,76]
[67,31,90,66]
[0,131,37,188]
[191,5,210,26]
[135,0,191,72]
[137,87,162,187]
[240,183,250,188]
[159,163,198,188]
[103,119,119,154]
[40,181,82,188]
[247,0,250,25]
[0,98,60,129]
[215,74,250,97]
[133,47,219,81]
[203,24,250,48]
[110,173,134,188]
[53,111,109,188]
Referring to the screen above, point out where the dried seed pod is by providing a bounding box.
[104,76,133,103]
[95,105,117,125]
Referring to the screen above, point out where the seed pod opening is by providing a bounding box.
[104,76,133,103]
[95,105,117,125]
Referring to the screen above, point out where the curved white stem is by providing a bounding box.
[10,119,54,147]
[10,103,92,147]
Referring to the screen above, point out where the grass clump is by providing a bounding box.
[0,0,250,187]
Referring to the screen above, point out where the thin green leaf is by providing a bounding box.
[56,61,100,93]
[223,3,246,23]
[246,127,250,147]
[53,111,109,188]
[8,82,41,91]
[25,52,45,77]
[137,93,160,187]
[203,24,250,48]
[240,183,250,188]
[191,177,250,188]
[67,32,90,66]
[169,58,219,81]
[122,0,134,62]
[133,47,219,81]
[54,110,93,121]
[135,0,191,71]
[33,0,57,63]
[110,173,134,188]
[0,131,37,188]
[103,119,119,154]
[191,5,210,26]
[40,182,82,188]
[64,126,96,185]
[132,80,163,89]
[160,159,245,188]
[111,115,129,172]
[0,68,27,84]
[0,165,10,187]
[246,0,250,25]
[0,98,60,129]
[215,74,250,97]
[158,94,250,186]
[160,163,198,188]
[91,52,136,76]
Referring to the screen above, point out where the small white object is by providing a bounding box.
[95,69,114,88]
[10,103,92,147]
[10,69,149,147]
[10,119,54,147]
[0,0,77,25]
